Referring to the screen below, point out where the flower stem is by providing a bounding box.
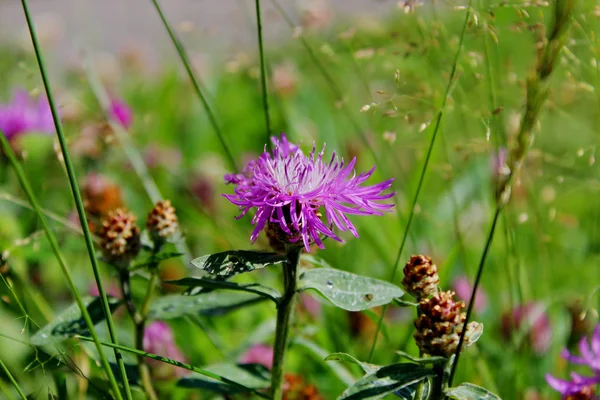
[0,357,27,400]
[270,248,300,399]
[254,0,271,145]
[18,0,131,397]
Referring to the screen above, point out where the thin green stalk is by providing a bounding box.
[75,335,270,399]
[0,357,27,400]
[18,1,132,397]
[254,0,272,144]
[270,248,301,400]
[150,0,238,171]
[0,134,124,400]
[368,2,473,361]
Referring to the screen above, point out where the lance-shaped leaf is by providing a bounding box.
[166,277,281,303]
[297,268,404,312]
[325,352,381,374]
[445,383,501,400]
[190,250,287,279]
[339,363,434,399]
[30,296,121,346]
[177,363,270,394]
[148,291,266,320]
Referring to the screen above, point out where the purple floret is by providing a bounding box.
[224,134,394,251]
[0,90,55,140]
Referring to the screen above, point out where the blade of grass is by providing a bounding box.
[0,133,125,400]
[75,335,270,399]
[18,1,132,397]
[367,1,474,362]
[150,0,238,171]
[254,0,271,145]
[0,358,27,400]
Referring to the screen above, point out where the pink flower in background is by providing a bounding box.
[144,321,187,379]
[452,275,487,313]
[87,281,122,298]
[299,293,322,319]
[501,302,552,356]
[0,90,54,140]
[108,97,133,129]
[240,344,274,369]
[491,147,508,178]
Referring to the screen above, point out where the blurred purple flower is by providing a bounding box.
[0,90,54,140]
[240,344,274,369]
[224,134,394,251]
[501,302,552,356]
[87,281,121,298]
[451,275,487,313]
[108,97,133,129]
[298,292,322,319]
[491,147,508,178]
[546,325,600,398]
[144,321,187,379]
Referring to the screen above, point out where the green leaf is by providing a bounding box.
[292,339,355,385]
[445,383,502,400]
[166,277,281,303]
[130,251,183,271]
[395,351,447,365]
[30,296,121,346]
[148,291,266,320]
[177,363,270,394]
[190,250,287,279]
[338,363,434,400]
[393,298,419,307]
[297,268,404,312]
[325,352,380,374]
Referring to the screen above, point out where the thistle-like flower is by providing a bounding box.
[147,200,179,243]
[0,90,54,141]
[108,97,133,130]
[224,134,394,251]
[402,255,439,299]
[414,290,482,357]
[546,325,600,398]
[99,208,141,267]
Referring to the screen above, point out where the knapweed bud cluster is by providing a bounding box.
[99,208,141,268]
[414,290,482,357]
[402,255,439,300]
[146,200,179,245]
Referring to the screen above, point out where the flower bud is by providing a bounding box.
[99,208,141,268]
[402,255,439,299]
[146,200,179,244]
[414,290,482,357]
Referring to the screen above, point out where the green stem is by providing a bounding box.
[0,133,125,400]
[270,248,300,399]
[150,0,238,171]
[0,357,26,400]
[254,0,271,145]
[18,1,132,397]
[367,1,473,362]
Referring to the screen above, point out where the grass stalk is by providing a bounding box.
[150,0,238,171]
[0,133,125,400]
[368,1,474,361]
[448,0,576,385]
[18,1,132,397]
[254,0,272,145]
[0,357,27,400]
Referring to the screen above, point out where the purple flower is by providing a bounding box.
[144,321,187,379]
[452,275,487,313]
[0,90,54,140]
[224,134,394,251]
[546,325,600,398]
[501,302,551,356]
[240,344,274,369]
[108,97,133,129]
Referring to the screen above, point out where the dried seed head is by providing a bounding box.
[147,200,179,243]
[402,255,439,299]
[414,290,482,357]
[99,209,141,267]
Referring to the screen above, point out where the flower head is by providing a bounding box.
[546,325,600,398]
[452,275,487,313]
[240,344,274,369]
[0,90,54,141]
[144,321,187,379]
[108,97,133,129]
[402,255,439,300]
[224,134,394,251]
[147,200,179,243]
[501,302,551,355]
[98,208,141,267]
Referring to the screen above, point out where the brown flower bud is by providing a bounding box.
[147,200,179,243]
[99,209,141,267]
[414,290,482,357]
[402,255,439,299]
